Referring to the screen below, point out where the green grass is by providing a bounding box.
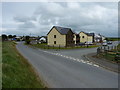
[98,45,120,63]
[99,53,116,61]
[30,43,99,50]
[117,44,120,52]
[2,41,45,88]
[106,37,120,41]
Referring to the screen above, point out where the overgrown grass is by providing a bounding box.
[2,41,45,88]
[31,43,99,50]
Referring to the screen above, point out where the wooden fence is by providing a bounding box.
[97,45,118,54]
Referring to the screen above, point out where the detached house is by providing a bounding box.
[47,26,74,47]
[79,31,94,44]
[94,34,105,43]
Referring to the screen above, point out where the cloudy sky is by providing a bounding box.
[1,2,118,37]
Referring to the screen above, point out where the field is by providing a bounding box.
[2,41,45,88]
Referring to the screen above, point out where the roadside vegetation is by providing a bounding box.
[96,44,120,63]
[106,37,120,41]
[117,44,120,52]
[30,43,99,50]
[2,41,45,88]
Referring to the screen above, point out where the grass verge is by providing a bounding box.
[2,41,45,88]
[30,43,99,50]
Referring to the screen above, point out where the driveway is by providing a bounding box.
[16,42,118,88]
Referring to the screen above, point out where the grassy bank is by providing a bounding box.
[2,41,45,88]
[30,43,99,50]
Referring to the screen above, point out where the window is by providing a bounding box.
[54,41,56,44]
[82,36,84,38]
[54,35,56,38]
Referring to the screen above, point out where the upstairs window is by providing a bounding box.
[82,36,84,38]
[54,35,56,38]
[54,41,56,44]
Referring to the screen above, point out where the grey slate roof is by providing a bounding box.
[81,31,94,36]
[54,26,73,35]
[86,33,94,36]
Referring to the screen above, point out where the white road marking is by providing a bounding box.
[41,50,100,68]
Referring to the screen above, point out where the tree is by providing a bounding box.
[105,38,108,41]
[2,34,8,41]
[13,35,16,38]
[25,36,31,44]
[8,35,13,38]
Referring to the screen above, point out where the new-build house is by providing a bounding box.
[73,33,80,45]
[79,31,94,44]
[47,26,74,47]
[47,26,105,47]
[94,34,105,43]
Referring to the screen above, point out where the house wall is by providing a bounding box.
[73,34,76,44]
[47,27,66,46]
[66,30,74,46]
[79,32,93,43]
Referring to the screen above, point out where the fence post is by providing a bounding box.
[104,46,105,52]
[104,50,108,59]
[87,44,88,48]
[48,45,49,49]
[115,46,117,50]
[108,46,109,51]
[97,47,100,55]
[111,46,113,50]
[59,45,60,49]
[53,45,54,49]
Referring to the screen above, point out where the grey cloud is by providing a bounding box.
[12,2,118,37]
[18,21,36,29]
[14,16,30,22]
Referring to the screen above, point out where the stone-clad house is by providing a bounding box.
[47,26,74,47]
[47,26,105,46]
[79,31,94,43]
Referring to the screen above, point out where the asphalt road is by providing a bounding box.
[16,42,118,88]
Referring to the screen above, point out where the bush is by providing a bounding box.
[25,36,31,44]
[25,39,31,44]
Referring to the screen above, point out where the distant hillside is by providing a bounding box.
[106,37,120,41]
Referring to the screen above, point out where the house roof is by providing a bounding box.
[80,31,94,36]
[47,26,74,35]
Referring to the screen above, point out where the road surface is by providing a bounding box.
[16,42,118,88]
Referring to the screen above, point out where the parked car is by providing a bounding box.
[85,42,93,45]
[79,42,85,46]
[102,42,107,46]
[107,41,112,44]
